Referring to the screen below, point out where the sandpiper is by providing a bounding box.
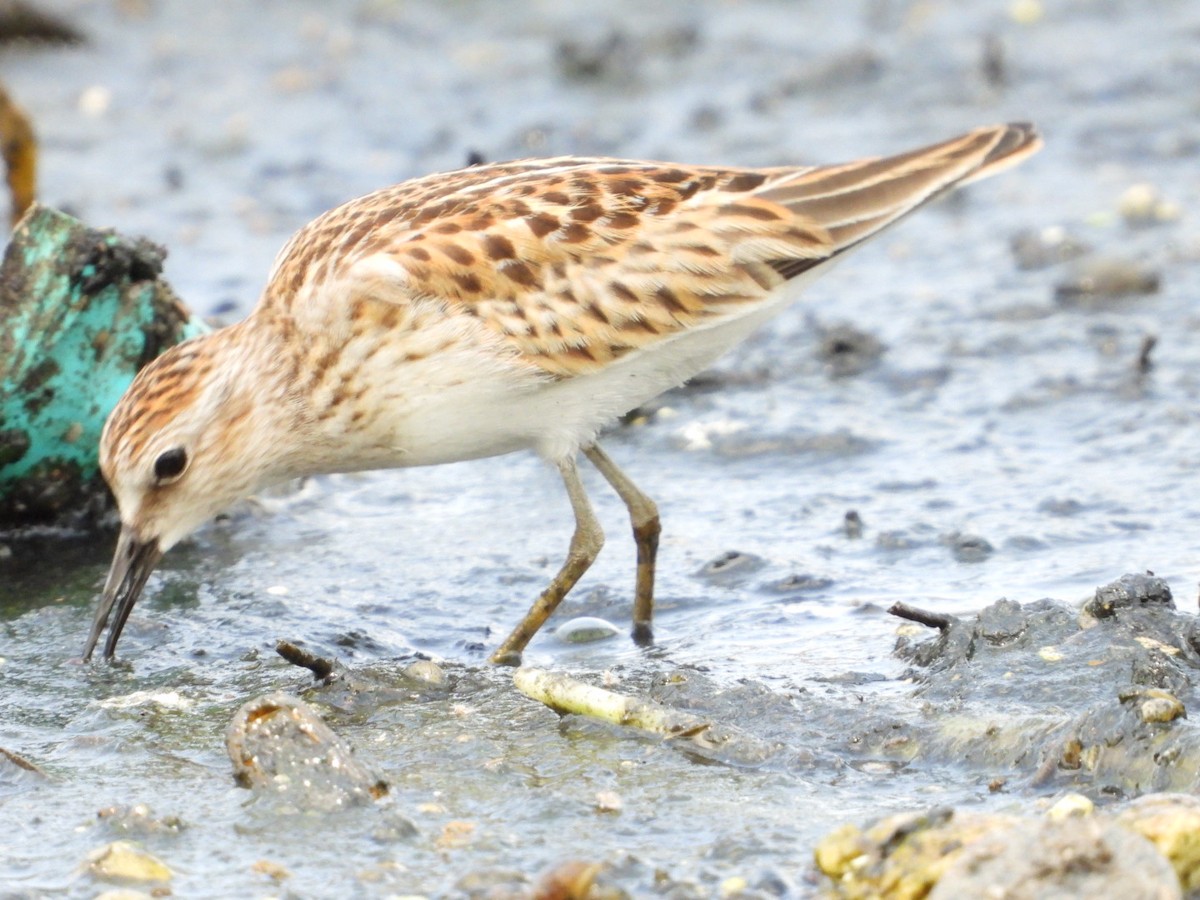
[84,123,1041,665]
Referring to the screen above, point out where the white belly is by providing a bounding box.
[369,302,784,468]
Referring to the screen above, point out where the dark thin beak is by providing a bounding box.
[83,526,164,661]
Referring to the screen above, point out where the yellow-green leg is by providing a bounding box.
[490,455,605,666]
[583,443,659,646]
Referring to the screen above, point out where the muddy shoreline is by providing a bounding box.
[2,1,1199,896]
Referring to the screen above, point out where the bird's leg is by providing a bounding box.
[490,455,604,666]
[583,443,659,647]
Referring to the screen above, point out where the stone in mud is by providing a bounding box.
[1119,688,1187,725]
[1117,183,1181,228]
[555,616,621,644]
[96,804,185,837]
[1085,572,1174,618]
[761,572,833,594]
[531,859,610,900]
[843,510,863,538]
[402,658,448,685]
[974,596,1026,644]
[695,550,766,584]
[816,804,1184,900]
[225,693,388,811]
[85,840,172,885]
[1055,257,1161,304]
[1119,793,1200,893]
[816,323,884,378]
[947,532,994,563]
[813,807,1020,900]
[929,817,1180,900]
[1009,225,1091,270]
[890,576,1200,794]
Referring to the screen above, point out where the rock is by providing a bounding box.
[813,808,1020,899]
[225,693,388,811]
[695,550,766,583]
[843,510,863,539]
[761,572,833,594]
[975,597,1026,644]
[1119,793,1200,892]
[402,658,447,685]
[1118,688,1187,724]
[531,859,608,900]
[930,817,1180,899]
[817,323,884,377]
[1118,183,1181,227]
[85,841,172,884]
[96,804,185,836]
[816,805,1183,899]
[1010,226,1091,270]
[1085,573,1173,618]
[1046,792,1094,821]
[1055,257,1161,304]
[947,533,994,563]
[555,616,621,644]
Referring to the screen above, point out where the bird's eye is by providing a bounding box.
[153,447,189,483]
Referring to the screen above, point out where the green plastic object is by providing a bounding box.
[0,204,208,529]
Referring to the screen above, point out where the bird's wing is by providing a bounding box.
[263,123,1040,378]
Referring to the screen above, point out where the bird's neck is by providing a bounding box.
[232,309,387,480]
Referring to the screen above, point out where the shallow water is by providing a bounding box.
[3,0,1200,896]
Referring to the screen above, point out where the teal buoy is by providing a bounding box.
[0,204,208,529]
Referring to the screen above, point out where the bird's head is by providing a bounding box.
[83,328,290,660]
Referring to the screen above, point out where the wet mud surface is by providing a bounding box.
[2,0,1200,896]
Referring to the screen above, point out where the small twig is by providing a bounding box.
[1137,334,1157,374]
[888,601,956,631]
[276,640,334,680]
[0,745,45,776]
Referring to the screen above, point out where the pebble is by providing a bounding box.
[78,84,112,117]
[1009,0,1044,24]
[930,817,1180,899]
[763,572,833,594]
[695,550,767,582]
[96,804,184,836]
[86,841,172,884]
[1010,226,1091,270]
[1118,183,1181,227]
[403,659,447,685]
[1085,573,1173,618]
[1055,258,1161,304]
[949,533,994,563]
[1047,793,1094,820]
[843,510,863,539]
[817,323,884,377]
[225,693,388,810]
[555,616,621,644]
[1134,691,1187,724]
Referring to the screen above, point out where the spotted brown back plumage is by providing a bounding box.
[264,124,1040,378]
